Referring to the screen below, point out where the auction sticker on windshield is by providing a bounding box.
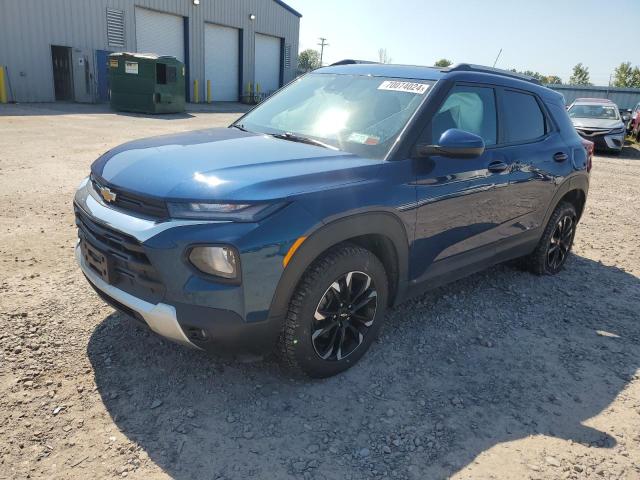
[378,81,429,94]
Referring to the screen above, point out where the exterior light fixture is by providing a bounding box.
[193,0,200,5]
[249,13,256,20]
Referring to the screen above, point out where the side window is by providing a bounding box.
[502,90,546,143]
[431,85,497,146]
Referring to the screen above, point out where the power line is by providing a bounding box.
[318,37,329,66]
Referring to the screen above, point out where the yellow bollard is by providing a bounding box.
[193,79,199,103]
[255,83,261,103]
[0,66,7,104]
[206,80,212,104]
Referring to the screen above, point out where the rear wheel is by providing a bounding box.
[524,201,577,275]
[278,244,388,378]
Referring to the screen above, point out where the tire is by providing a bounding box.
[524,201,577,275]
[278,243,388,378]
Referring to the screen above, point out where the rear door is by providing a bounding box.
[496,88,567,239]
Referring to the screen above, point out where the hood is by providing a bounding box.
[571,117,624,130]
[91,128,383,202]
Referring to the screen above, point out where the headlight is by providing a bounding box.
[167,202,285,221]
[609,127,625,135]
[188,246,239,279]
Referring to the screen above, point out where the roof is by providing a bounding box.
[315,62,564,102]
[273,0,302,17]
[573,97,614,103]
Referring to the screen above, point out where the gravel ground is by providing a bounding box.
[1,103,640,480]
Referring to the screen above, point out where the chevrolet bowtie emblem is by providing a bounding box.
[99,186,117,203]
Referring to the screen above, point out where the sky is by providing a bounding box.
[285,0,640,86]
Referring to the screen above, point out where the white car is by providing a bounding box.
[568,98,625,153]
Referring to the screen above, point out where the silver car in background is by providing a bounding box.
[568,98,625,153]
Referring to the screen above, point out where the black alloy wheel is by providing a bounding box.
[523,201,578,275]
[278,243,388,378]
[546,214,575,271]
[311,271,377,361]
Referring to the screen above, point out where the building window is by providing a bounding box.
[106,8,125,48]
[284,44,291,69]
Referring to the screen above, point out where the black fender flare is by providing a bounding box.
[267,211,410,321]
[542,173,589,227]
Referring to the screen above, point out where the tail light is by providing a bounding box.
[581,139,594,173]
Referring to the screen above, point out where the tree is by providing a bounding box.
[522,70,544,81]
[509,69,562,85]
[612,62,640,88]
[543,75,563,85]
[569,63,592,86]
[434,58,452,67]
[298,49,321,73]
[632,67,640,88]
[613,62,633,87]
[378,48,392,64]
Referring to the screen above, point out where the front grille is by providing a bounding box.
[91,176,169,219]
[575,128,611,138]
[75,207,165,303]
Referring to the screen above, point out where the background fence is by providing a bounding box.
[547,84,640,109]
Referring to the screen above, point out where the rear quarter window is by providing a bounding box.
[502,90,546,143]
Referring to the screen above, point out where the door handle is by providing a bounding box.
[553,152,568,162]
[487,161,509,173]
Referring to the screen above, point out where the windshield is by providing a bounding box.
[568,104,620,120]
[235,73,434,159]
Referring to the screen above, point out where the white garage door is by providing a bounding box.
[255,33,281,95]
[204,24,239,101]
[135,7,184,62]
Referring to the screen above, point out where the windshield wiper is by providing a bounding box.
[230,124,249,132]
[269,132,338,150]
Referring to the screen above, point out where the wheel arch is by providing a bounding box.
[267,211,410,322]
[543,174,589,227]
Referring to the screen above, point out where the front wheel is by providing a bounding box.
[278,244,388,378]
[524,202,577,275]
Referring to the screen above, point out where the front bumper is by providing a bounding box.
[73,177,318,354]
[76,244,198,348]
[577,131,624,152]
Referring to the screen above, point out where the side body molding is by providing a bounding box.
[267,211,411,322]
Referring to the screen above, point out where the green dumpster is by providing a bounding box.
[108,52,185,114]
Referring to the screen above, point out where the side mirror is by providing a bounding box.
[415,128,486,159]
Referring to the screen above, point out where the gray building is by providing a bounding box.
[0,0,301,103]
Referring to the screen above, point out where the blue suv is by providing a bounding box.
[75,63,590,377]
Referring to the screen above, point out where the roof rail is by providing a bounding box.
[444,63,542,85]
[574,97,614,103]
[330,59,379,66]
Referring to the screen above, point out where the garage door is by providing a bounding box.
[135,7,184,62]
[204,24,240,101]
[255,33,281,96]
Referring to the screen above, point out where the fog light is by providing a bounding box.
[189,246,238,279]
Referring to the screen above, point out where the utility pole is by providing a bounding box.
[318,37,329,66]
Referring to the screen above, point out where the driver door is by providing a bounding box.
[410,83,513,282]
